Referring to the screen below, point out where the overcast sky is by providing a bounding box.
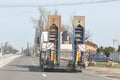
[0,0,120,51]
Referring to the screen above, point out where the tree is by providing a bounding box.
[104,47,110,57]
[97,46,115,57]
[108,46,115,52]
[104,46,115,57]
[117,45,120,52]
[100,46,104,52]
[33,7,48,54]
[97,46,104,53]
[62,25,73,43]
[2,42,18,54]
[33,7,58,54]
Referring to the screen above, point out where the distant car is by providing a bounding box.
[6,51,10,54]
[25,51,30,56]
[88,54,112,62]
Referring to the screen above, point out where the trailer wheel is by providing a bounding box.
[80,63,85,69]
[41,65,45,72]
[40,60,45,72]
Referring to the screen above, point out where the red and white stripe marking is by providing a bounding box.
[77,44,85,51]
[47,43,54,50]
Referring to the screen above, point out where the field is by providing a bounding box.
[96,62,120,68]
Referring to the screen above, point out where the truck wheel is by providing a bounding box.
[42,66,45,72]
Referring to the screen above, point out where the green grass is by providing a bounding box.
[96,62,120,68]
[96,62,106,67]
[111,63,120,68]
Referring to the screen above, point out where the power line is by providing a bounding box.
[0,0,120,7]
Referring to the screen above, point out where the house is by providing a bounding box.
[85,40,98,54]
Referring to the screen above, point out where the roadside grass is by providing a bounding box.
[96,62,120,68]
[96,62,106,67]
[111,63,120,68]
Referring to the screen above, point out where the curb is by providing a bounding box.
[0,54,22,68]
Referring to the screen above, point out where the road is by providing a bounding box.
[0,56,114,80]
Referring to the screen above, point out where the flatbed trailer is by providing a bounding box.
[39,15,85,72]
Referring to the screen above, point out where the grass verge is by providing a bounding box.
[96,62,106,67]
[96,62,120,68]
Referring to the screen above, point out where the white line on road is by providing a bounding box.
[28,58,37,66]
[42,73,47,77]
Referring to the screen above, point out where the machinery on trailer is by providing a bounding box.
[71,16,85,69]
[39,15,85,71]
[39,15,61,71]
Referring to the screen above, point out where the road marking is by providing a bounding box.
[28,58,37,66]
[42,73,47,77]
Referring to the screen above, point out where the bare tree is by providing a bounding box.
[2,42,18,54]
[3,41,9,53]
[33,7,58,55]
[85,30,92,40]
[62,25,73,43]
[51,9,58,15]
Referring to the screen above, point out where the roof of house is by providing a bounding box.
[85,40,98,48]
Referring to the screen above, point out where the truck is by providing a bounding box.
[39,15,85,72]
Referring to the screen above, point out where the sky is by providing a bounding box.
[0,0,120,51]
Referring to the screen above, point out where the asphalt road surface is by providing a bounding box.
[0,56,114,80]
